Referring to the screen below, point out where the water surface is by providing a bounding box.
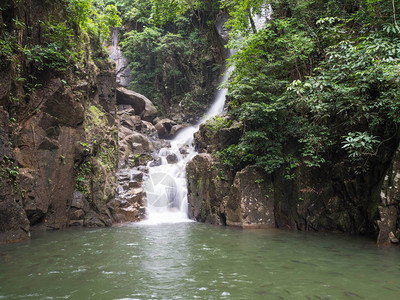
[1,223,399,299]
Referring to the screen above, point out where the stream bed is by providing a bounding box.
[1,223,399,299]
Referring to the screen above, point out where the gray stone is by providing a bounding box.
[155,119,177,139]
[150,157,162,167]
[167,153,178,164]
[117,87,158,122]
[71,191,85,209]
[179,146,190,155]
[70,209,84,220]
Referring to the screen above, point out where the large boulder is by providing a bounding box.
[117,87,157,122]
[154,118,177,139]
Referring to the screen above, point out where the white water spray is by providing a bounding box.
[252,3,272,31]
[142,50,234,225]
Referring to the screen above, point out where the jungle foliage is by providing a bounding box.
[216,0,400,175]
[112,0,222,116]
[0,0,120,75]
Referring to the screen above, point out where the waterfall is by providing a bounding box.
[139,3,273,225]
[141,50,234,225]
[252,3,272,31]
[108,28,130,87]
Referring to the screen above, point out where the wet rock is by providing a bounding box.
[155,119,177,139]
[187,153,275,228]
[119,125,134,139]
[126,188,145,202]
[170,124,186,136]
[121,183,130,191]
[70,209,84,220]
[116,87,158,122]
[119,114,141,131]
[0,200,30,244]
[130,142,144,154]
[69,220,84,227]
[136,120,157,137]
[167,153,178,164]
[38,137,60,150]
[129,181,141,189]
[112,167,146,223]
[0,4,119,242]
[117,173,130,183]
[117,204,145,222]
[152,117,161,125]
[179,145,190,155]
[186,153,228,224]
[389,232,399,244]
[150,157,162,167]
[125,132,154,153]
[378,146,400,245]
[152,139,171,150]
[131,170,144,181]
[377,206,398,245]
[112,186,146,222]
[84,211,108,227]
[71,191,84,209]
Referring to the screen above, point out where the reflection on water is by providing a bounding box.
[1,223,400,299]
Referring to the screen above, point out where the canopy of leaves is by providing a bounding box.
[218,0,400,175]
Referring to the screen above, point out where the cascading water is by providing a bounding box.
[252,3,272,31]
[142,50,234,224]
[141,3,271,225]
[109,28,130,87]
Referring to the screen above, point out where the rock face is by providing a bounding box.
[0,0,119,242]
[110,106,158,223]
[186,154,227,225]
[112,169,146,223]
[0,109,30,243]
[226,167,275,228]
[378,147,400,245]
[186,154,274,227]
[116,87,158,122]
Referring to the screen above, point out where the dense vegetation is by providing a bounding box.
[213,0,400,178]
[1,0,119,63]
[2,0,399,177]
[0,0,120,109]
[110,0,224,118]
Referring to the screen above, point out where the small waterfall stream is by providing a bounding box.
[142,51,234,224]
[252,3,272,31]
[109,28,130,87]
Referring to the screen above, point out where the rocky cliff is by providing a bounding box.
[0,0,119,243]
[187,121,400,245]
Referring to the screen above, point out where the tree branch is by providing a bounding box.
[393,0,400,33]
